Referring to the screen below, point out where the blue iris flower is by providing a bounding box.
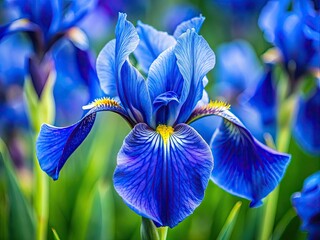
[292,171,320,239]
[0,0,98,98]
[36,13,291,227]
[259,0,320,84]
[212,39,320,155]
[212,40,277,143]
[0,0,102,123]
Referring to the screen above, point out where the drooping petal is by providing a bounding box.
[135,21,176,73]
[36,99,130,180]
[173,15,205,38]
[293,82,320,155]
[188,102,291,206]
[114,123,213,227]
[174,29,215,123]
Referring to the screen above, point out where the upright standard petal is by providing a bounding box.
[96,39,117,96]
[0,18,37,41]
[173,15,205,38]
[114,123,213,227]
[135,21,176,73]
[188,102,291,206]
[293,82,320,155]
[115,13,139,72]
[174,29,215,123]
[147,47,184,126]
[36,99,130,180]
[118,61,152,124]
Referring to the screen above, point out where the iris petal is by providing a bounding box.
[96,39,117,96]
[147,47,184,126]
[210,110,291,206]
[114,123,213,227]
[189,103,290,206]
[115,13,139,71]
[96,13,152,124]
[291,171,320,238]
[135,21,176,73]
[36,102,129,180]
[0,19,37,41]
[173,15,205,38]
[119,61,152,124]
[174,29,215,123]
[293,82,320,155]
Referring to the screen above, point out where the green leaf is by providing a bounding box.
[217,201,242,240]
[52,228,61,240]
[272,209,296,240]
[86,181,115,240]
[0,139,35,240]
[24,70,56,132]
[140,217,160,240]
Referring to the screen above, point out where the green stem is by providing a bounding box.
[159,227,168,240]
[258,95,297,240]
[25,73,56,240]
[34,157,49,240]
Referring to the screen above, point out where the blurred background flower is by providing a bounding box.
[292,171,320,240]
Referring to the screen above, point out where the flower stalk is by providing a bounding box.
[258,78,298,240]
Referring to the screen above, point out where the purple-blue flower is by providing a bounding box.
[212,40,277,143]
[292,171,320,239]
[36,13,291,227]
[259,0,320,84]
[0,0,98,97]
[212,39,320,155]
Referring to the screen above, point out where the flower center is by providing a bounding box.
[156,124,174,144]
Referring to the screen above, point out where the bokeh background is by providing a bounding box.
[0,0,319,239]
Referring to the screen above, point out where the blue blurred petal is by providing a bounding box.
[173,15,204,38]
[0,18,37,40]
[163,4,200,34]
[210,110,291,206]
[174,29,215,123]
[27,55,53,98]
[292,171,320,239]
[295,0,320,41]
[213,40,261,99]
[247,64,277,141]
[293,82,320,155]
[36,103,128,180]
[135,21,175,73]
[259,0,318,80]
[61,0,97,31]
[114,123,213,227]
[53,41,102,124]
